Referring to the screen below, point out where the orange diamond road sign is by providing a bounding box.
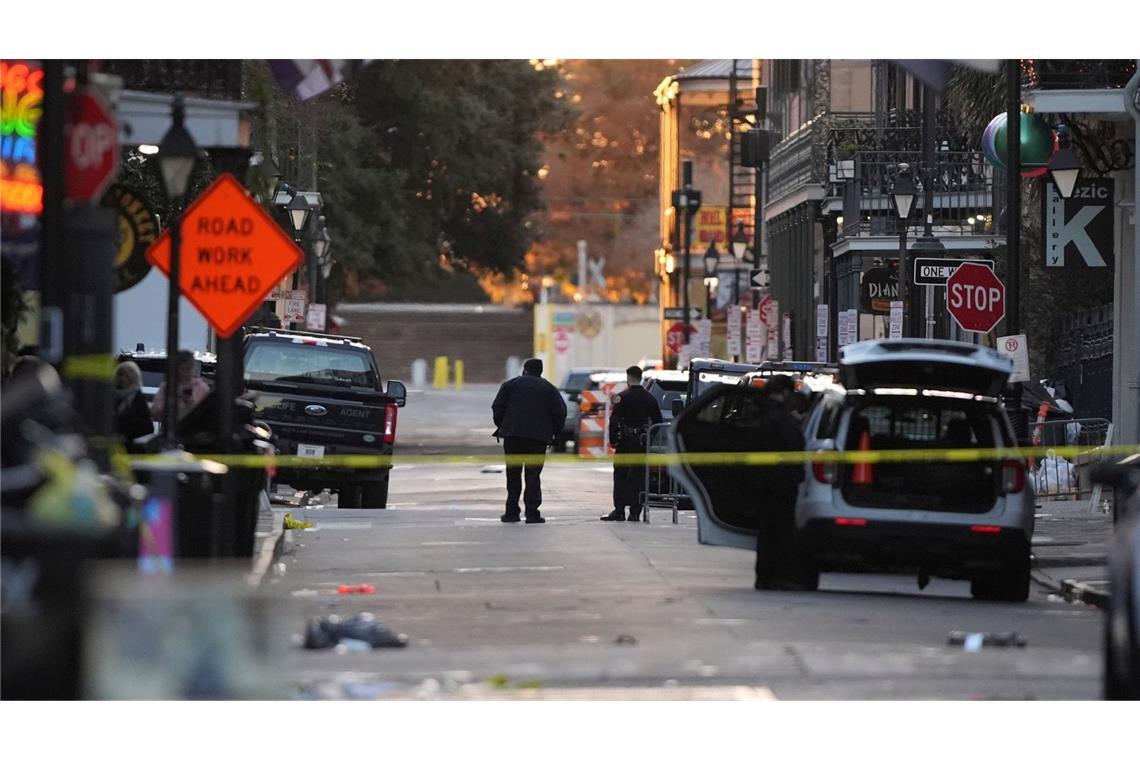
[145,173,305,338]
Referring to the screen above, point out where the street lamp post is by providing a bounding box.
[704,241,720,315]
[890,163,918,339]
[671,160,701,348]
[286,192,313,299]
[1048,123,1082,199]
[157,96,199,443]
[312,218,332,304]
[731,221,748,305]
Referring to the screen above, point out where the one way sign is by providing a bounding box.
[1043,177,1114,268]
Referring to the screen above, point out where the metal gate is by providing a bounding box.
[642,423,689,524]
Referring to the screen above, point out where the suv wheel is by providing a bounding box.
[361,477,389,509]
[338,486,363,509]
[970,547,1030,602]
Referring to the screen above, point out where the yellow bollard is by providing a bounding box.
[454,360,464,390]
[433,356,449,389]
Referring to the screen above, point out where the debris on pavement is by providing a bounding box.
[283,513,314,530]
[337,583,376,594]
[947,631,1028,650]
[303,612,409,650]
[481,465,505,474]
[614,633,638,646]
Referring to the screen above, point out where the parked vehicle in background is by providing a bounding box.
[1092,454,1140,699]
[642,369,688,422]
[242,328,406,509]
[685,358,763,404]
[670,339,1035,601]
[116,346,217,404]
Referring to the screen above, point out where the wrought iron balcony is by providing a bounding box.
[1023,59,1137,91]
[828,149,1005,239]
[99,60,245,100]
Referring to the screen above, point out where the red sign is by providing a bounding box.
[947,262,1005,333]
[65,91,118,203]
[666,321,697,353]
[758,294,776,327]
[145,173,305,338]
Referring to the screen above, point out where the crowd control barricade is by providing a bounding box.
[1030,417,1113,513]
[577,390,610,459]
[642,422,688,524]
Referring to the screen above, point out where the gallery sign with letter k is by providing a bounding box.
[1044,177,1114,268]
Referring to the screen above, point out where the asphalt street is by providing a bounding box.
[266,384,1107,700]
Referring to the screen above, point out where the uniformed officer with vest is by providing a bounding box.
[601,365,663,522]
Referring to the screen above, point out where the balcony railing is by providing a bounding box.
[99,60,245,100]
[767,116,824,203]
[829,150,1006,239]
[1024,59,1137,91]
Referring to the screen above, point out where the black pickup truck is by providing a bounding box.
[242,329,406,509]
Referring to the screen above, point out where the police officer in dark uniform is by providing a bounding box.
[601,365,662,522]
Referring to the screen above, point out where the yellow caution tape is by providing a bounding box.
[62,354,118,381]
[123,444,1140,470]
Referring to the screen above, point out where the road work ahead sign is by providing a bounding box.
[146,173,304,337]
[1043,177,1114,268]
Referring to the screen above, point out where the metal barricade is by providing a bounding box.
[642,422,688,524]
[1030,417,1113,512]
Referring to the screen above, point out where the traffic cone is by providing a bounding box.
[851,430,873,485]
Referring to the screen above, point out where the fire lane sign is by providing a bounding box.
[145,173,305,338]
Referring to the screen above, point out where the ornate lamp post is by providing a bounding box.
[890,163,918,339]
[157,96,199,443]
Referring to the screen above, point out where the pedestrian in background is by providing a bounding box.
[492,358,567,524]
[751,374,810,590]
[150,350,210,424]
[602,365,662,522]
[113,360,154,445]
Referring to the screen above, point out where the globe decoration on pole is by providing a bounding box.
[981,112,1058,177]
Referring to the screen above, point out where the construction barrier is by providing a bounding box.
[577,390,609,459]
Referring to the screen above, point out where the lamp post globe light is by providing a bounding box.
[1049,124,1082,199]
[890,163,919,339]
[287,192,313,239]
[157,95,200,444]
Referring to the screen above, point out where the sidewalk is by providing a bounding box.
[1031,498,1114,607]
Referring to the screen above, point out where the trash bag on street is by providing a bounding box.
[302,613,408,650]
[1035,452,1077,496]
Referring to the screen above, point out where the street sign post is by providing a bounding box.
[997,334,1031,383]
[663,307,702,321]
[913,257,995,286]
[946,262,1005,333]
[749,268,768,289]
[65,91,118,203]
[145,173,306,338]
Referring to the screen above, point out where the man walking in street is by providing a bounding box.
[492,358,567,524]
[752,374,811,590]
[601,365,662,522]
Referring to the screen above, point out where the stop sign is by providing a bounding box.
[666,322,697,353]
[65,91,119,203]
[946,262,1005,333]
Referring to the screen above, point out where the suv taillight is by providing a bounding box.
[1001,459,1025,494]
[383,403,397,444]
[812,461,836,484]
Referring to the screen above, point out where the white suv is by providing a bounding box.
[670,339,1036,601]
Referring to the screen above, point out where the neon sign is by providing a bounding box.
[1,61,44,214]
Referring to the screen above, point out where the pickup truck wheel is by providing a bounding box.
[338,486,363,509]
[361,478,389,509]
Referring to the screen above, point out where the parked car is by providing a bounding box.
[1092,454,1140,699]
[642,369,688,422]
[242,328,406,509]
[116,346,217,404]
[685,358,763,404]
[669,339,1035,601]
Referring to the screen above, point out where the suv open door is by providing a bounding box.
[668,383,803,550]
